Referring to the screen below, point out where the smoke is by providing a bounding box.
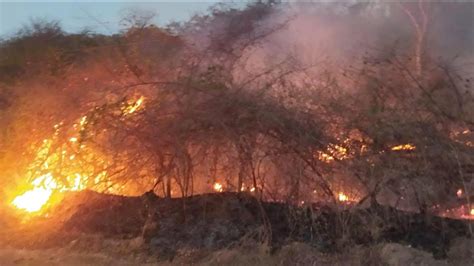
[188,1,474,89]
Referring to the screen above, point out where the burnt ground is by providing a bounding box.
[0,191,472,264]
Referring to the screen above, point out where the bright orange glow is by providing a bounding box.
[12,172,89,213]
[391,144,416,151]
[213,182,223,192]
[12,173,58,212]
[457,189,463,197]
[471,208,474,216]
[11,96,149,214]
[318,143,349,163]
[12,187,53,212]
[318,152,335,162]
[338,192,349,202]
[79,115,88,127]
[124,96,145,114]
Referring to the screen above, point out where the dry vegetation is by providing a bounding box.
[0,1,473,265]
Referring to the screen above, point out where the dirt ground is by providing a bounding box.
[0,191,472,265]
[1,240,471,266]
[0,248,149,266]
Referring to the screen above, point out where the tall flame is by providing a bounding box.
[11,95,146,214]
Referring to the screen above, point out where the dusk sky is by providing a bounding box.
[0,1,238,37]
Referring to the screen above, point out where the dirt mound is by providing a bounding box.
[62,192,269,250]
[56,191,472,257]
[58,191,146,237]
[3,190,471,261]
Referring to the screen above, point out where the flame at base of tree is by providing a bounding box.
[12,186,53,213]
[10,96,147,214]
[8,92,472,222]
[11,173,88,213]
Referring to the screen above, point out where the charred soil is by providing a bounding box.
[1,191,472,264]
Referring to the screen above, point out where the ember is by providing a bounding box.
[337,192,349,202]
[123,96,145,115]
[213,182,223,192]
[391,144,416,151]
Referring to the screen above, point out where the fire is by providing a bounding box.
[12,172,88,213]
[337,192,349,202]
[123,96,145,114]
[240,184,256,192]
[12,187,53,213]
[318,144,349,163]
[213,182,223,192]
[11,95,148,214]
[10,135,90,213]
[471,209,474,216]
[12,173,58,212]
[318,152,335,163]
[79,115,88,127]
[391,144,416,151]
[456,189,463,197]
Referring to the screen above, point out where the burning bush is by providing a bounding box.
[0,1,473,223]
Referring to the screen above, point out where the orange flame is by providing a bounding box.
[11,95,148,214]
[391,144,416,151]
[338,192,349,202]
[12,172,87,213]
[123,96,145,115]
[213,182,223,192]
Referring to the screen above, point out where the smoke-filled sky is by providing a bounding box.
[0,0,242,37]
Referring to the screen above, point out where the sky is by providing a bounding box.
[0,1,240,37]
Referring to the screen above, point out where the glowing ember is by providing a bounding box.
[318,152,335,162]
[317,142,350,163]
[318,143,349,163]
[124,96,145,114]
[338,192,349,202]
[391,144,416,151]
[456,189,463,197]
[213,182,223,192]
[79,115,88,127]
[471,209,474,216]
